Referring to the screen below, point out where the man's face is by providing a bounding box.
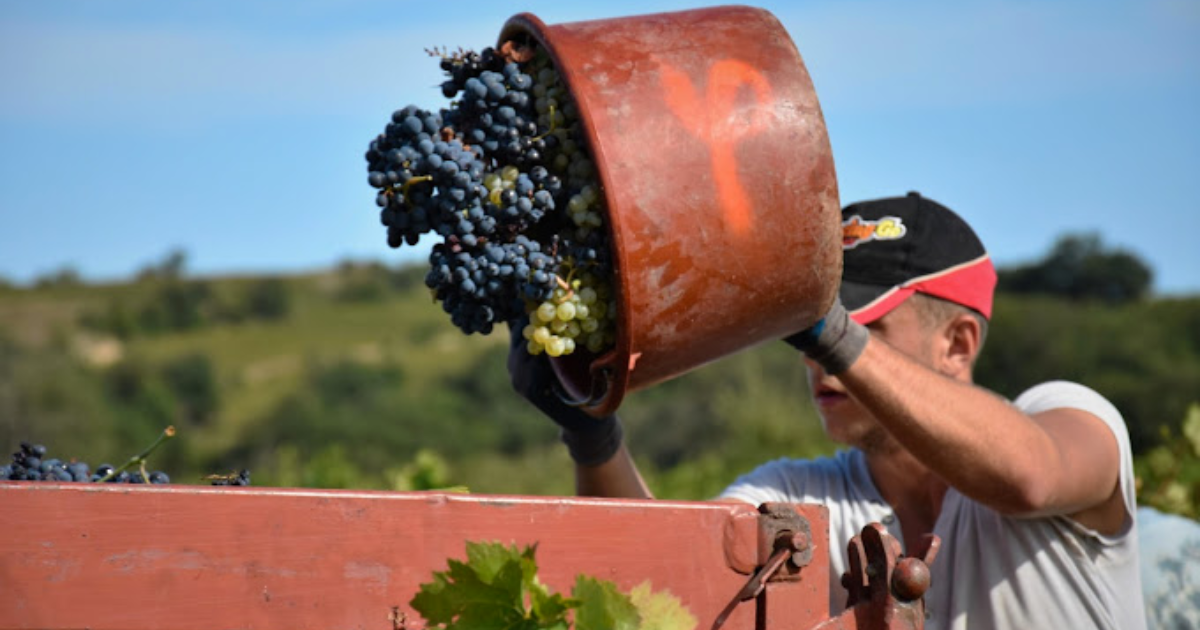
[805,298,937,451]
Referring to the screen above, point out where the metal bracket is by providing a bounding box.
[712,504,816,630]
[811,523,941,630]
[756,503,813,581]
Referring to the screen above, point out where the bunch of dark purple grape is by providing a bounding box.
[1,435,250,486]
[365,43,617,356]
[1,442,170,483]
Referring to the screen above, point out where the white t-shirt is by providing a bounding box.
[719,381,1146,630]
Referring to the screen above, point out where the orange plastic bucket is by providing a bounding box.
[499,6,841,417]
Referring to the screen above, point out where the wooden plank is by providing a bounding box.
[0,483,830,629]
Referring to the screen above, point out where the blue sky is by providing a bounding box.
[1,0,1197,293]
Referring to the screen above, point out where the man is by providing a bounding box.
[509,192,1145,629]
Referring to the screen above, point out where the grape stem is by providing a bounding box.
[424,46,467,62]
[554,274,573,297]
[94,426,177,483]
[401,176,434,204]
[532,104,557,141]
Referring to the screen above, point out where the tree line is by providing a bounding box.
[0,234,1195,513]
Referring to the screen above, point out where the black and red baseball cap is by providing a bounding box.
[840,192,996,325]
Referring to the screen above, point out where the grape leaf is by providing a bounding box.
[412,542,696,630]
[1183,403,1200,457]
[412,541,570,629]
[510,543,573,628]
[531,580,574,622]
[410,568,455,623]
[410,558,524,629]
[628,581,698,630]
[571,575,640,630]
[464,540,531,585]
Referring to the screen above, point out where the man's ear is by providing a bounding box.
[938,313,982,380]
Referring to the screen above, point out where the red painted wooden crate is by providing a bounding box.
[0,483,832,629]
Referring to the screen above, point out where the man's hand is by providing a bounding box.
[783,298,870,375]
[507,318,624,467]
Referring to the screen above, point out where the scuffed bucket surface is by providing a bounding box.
[503,6,841,416]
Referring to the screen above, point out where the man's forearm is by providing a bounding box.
[574,443,653,499]
[838,337,1114,516]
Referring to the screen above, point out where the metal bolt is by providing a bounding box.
[788,531,810,566]
[891,557,932,601]
[772,529,811,568]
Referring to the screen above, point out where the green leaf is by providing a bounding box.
[411,542,533,629]
[466,541,526,585]
[628,581,698,630]
[411,571,455,623]
[530,580,573,622]
[411,542,696,630]
[572,575,640,630]
[1182,403,1200,457]
[411,542,575,630]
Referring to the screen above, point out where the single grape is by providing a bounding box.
[556,302,577,321]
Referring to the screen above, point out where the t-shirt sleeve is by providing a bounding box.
[1013,380,1137,534]
[717,458,797,505]
[716,454,853,506]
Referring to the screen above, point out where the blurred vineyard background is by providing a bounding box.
[1,233,1197,518]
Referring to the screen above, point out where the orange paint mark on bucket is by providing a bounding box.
[661,59,774,236]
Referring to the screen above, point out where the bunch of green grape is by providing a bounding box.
[522,268,616,356]
[520,53,618,357]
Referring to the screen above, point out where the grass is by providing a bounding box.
[0,266,514,466]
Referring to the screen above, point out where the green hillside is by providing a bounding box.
[0,260,831,498]
[2,255,1197,512]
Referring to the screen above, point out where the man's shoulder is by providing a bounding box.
[1010,379,1139,537]
[1012,379,1131,450]
[743,449,862,481]
[718,449,877,505]
[1012,380,1122,421]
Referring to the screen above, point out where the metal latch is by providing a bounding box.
[712,503,814,629]
[756,503,813,581]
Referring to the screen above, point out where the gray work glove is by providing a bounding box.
[507,318,624,467]
[783,298,870,375]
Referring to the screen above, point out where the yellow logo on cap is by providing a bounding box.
[843,215,907,249]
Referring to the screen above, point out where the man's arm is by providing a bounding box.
[507,319,654,499]
[839,333,1124,532]
[574,443,653,498]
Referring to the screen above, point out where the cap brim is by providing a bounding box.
[840,280,915,325]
